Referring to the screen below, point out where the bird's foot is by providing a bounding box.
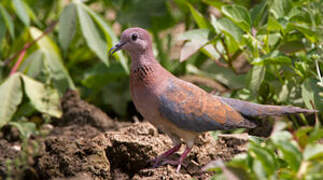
[161,146,192,173]
[161,159,187,173]
[150,144,181,168]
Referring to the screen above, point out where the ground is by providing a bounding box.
[0,90,250,180]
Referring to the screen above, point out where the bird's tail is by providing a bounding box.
[216,96,318,118]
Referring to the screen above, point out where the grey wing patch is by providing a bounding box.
[158,95,228,132]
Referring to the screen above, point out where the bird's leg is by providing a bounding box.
[152,144,181,168]
[161,146,192,173]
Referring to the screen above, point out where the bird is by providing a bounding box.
[108,27,318,173]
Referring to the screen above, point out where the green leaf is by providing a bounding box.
[303,144,323,160]
[81,4,129,73]
[23,1,41,26]
[270,0,292,19]
[21,75,62,118]
[296,127,313,147]
[0,4,15,38]
[82,62,128,88]
[287,23,318,42]
[214,17,243,53]
[279,40,305,53]
[59,3,77,52]
[248,65,266,95]
[276,141,302,171]
[0,74,23,128]
[252,56,291,65]
[76,2,108,66]
[187,63,247,89]
[222,5,251,32]
[187,3,209,29]
[29,27,75,94]
[18,50,44,78]
[249,143,277,175]
[250,1,267,27]
[267,16,283,32]
[0,11,6,43]
[177,29,210,61]
[8,121,36,139]
[301,78,323,110]
[202,0,225,8]
[12,0,30,26]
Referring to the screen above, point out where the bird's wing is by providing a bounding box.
[158,78,256,132]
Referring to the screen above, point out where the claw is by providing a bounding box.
[151,144,181,168]
[160,147,192,173]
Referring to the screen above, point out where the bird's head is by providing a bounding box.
[109,27,153,57]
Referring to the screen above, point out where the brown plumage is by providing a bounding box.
[109,27,318,173]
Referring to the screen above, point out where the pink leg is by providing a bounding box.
[152,144,181,168]
[161,147,192,173]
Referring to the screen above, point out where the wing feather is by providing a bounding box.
[158,79,256,132]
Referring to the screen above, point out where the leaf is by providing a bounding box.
[252,56,291,65]
[222,5,251,32]
[202,0,225,8]
[8,121,36,139]
[76,2,108,66]
[23,1,41,26]
[59,3,77,52]
[12,0,30,26]
[0,74,23,128]
[82,62,128,88]
[214,18,243,53]
[270,0,292,19]
[250,1,267,27]
[187,3,209,29]
[303,144,323,160]
[18,50,44,78]
[177,29,210,61]
[296,127,313,147]
[279,40,305,53]
[249,143,277,176]
[275,141,302,170]
[0,4,14,38]
[21,75,62,118]
[0,11,6,43]
[81,4,129,73]
[267,16,283,32]
[187,63,247,89]
[116,0,174,30]
[216,18,243,42]
[287,23,318,42]
[248,65,266,95]
[29,27,75,94]
[301,78,323,110]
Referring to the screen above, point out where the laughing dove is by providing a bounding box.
[109,27,317,173]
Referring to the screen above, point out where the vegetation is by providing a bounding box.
[0,0,322,179]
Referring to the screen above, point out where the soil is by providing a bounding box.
[0,90,250,180]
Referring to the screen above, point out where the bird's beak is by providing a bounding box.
[108,41,127,56]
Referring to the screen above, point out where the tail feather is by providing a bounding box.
[216,96,318,118]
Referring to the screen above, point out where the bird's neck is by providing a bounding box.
[130,53,166,85]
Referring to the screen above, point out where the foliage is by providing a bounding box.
[206,120,323,179]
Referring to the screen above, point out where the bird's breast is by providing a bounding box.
[130,64,168,119]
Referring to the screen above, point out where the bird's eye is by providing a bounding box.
[131,33,138,41]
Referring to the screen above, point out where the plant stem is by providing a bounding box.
[4,21,58,67]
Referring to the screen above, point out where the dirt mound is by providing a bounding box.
[1,90,249,179]
[57,90,116,131]
[33,122,248,179]
[35,125,110,180]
